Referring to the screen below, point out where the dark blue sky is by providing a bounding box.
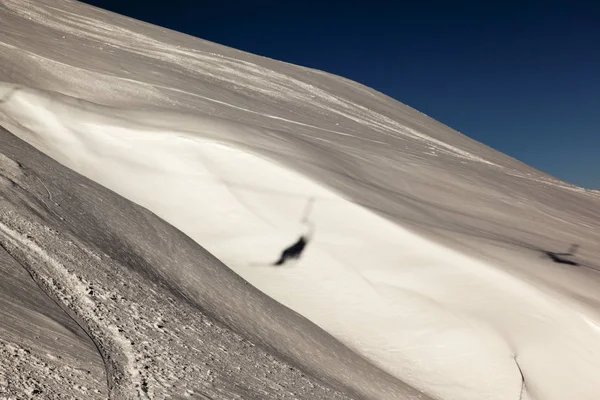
[82,1,599,189]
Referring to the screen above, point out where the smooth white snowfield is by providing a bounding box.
[1,1,600,399]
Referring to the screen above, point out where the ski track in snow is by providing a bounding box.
[0,218,140,399]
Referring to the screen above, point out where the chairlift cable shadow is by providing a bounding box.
[301,196,315,223]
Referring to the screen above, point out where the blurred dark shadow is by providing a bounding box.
[544,244,580,266]
[273,221,315,267]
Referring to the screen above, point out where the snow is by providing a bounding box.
[1,1,600,399]
[0,130,378,399]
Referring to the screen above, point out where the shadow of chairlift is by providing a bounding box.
[272,221,314,266]
[257,195,587,270]
[544,244,580,266]
[272,197,315,267]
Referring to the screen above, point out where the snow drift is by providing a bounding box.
[1,1,600,399]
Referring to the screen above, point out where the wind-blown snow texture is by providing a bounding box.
[1,1,600,399]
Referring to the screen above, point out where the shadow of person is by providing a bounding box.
[273,222,314,266]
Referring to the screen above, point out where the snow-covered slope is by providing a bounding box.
[1,1,600,399]
[1,128,393,400]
